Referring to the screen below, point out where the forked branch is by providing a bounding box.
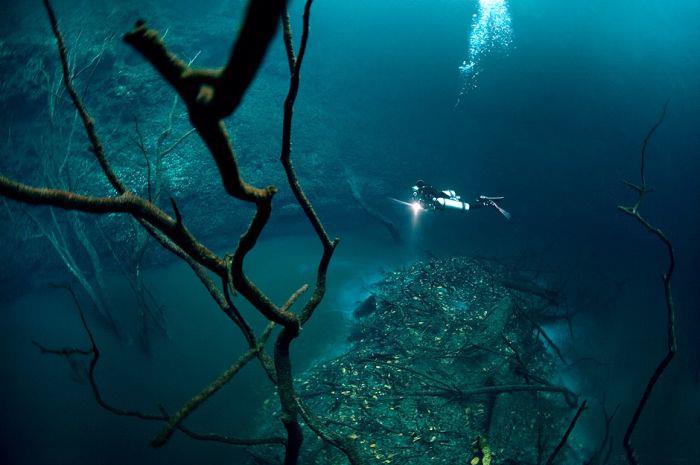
[36,285,284,447]
[2,1,347,464]
[618,103,677,465]
[0,178,226,274]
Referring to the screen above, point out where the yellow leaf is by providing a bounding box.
[481,436,492,465]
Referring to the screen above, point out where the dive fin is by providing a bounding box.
[486,198,511,220]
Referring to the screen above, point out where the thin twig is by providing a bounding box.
[42,0,125,194]
[32,340,92,356]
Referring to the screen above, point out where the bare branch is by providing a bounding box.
[141,220,277,382]
[346,171,402,244]
[281,284,310,312]
[297,398,367,465]
[133,118,152,201]
[585,403,619,465]
[122,9,281,202]
[42,0,125,194]
[0,176,226,274]
[32,340,92,356]
[178,426,286,447]
[39,285,284,447]
[638,100,669,195]
[159,127,195,158]
[545,400,587,465]
[618,102,677,465]
[229,201,300,328]
[280,0,334,251]
[622,100,669,210]
[282,9,296,73]
[4,2,346,464]
[395,383,578,408]
[275,0,348,441]
[150,322,276,447]
[216,0,287,117]
[513,304,568,365]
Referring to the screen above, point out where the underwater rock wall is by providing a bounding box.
[0,2,361,298]
[250,257,583,465]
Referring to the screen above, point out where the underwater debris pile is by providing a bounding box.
[252,257,583,465]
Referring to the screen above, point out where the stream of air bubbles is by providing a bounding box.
[456,0,513,104]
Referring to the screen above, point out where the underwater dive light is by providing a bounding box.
[391,198,426,216]
[410,201,424,215]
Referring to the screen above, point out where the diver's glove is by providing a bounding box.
[475,195,511,220]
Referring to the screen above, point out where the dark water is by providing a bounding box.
[0,0,698,464]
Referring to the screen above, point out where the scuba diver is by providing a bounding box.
[411,180,511,219]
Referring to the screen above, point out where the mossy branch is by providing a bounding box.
[3,1,343,463]
[123,7,279,204]
[0,177,226,274]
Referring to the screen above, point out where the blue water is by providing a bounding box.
[1,0,699,463]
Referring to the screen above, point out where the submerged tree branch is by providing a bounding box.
[0,177,226,274]
[297,398,367,465]
[545,400,587,465]
[36,285,284,447]
[618,102,677,465]
[32,340,91,356]
[5,1,345,463]
[42,0,125,194]
[274,3,359,464]
[397,383,578,408]
[150,322,276,447]
[279,0,334,251]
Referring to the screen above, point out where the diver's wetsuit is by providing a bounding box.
[414,180,447,202]
[412,180,510,218]
[413,180,486,211]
